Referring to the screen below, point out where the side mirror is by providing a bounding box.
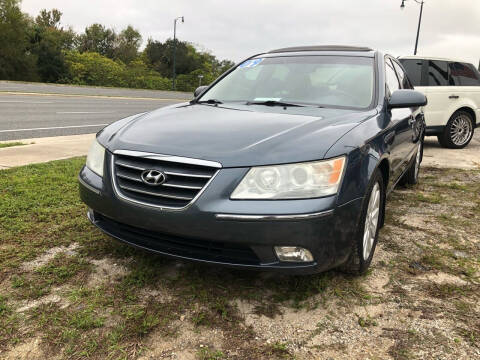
[388,89,427,109]
[194,86,208,98]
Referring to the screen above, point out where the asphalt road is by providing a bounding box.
[0,81,191,141]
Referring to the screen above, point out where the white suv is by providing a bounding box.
[399,56,480,148]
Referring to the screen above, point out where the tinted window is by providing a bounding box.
[392,60,413,89]
[399,59,422,86]
[427,60,449,86]
[385,60,400,96]
[449,62,480,86]
[200,56,375,109]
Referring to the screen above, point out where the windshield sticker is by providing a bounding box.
[238,58,264,68]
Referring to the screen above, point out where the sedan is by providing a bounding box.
[79,45,427,275]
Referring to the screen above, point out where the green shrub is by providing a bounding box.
[64,51,126,87]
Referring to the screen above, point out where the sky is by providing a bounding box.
[21,0,480,66]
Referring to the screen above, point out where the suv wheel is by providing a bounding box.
[340,170,384,275]
[438,110,475,149]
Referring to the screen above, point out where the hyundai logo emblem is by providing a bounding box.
[141,169,166,186]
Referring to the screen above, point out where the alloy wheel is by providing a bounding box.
[450,114,473,146]
[363,182,380,260]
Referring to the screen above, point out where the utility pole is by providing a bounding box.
[400,0,425,55]
[172,16,184,91]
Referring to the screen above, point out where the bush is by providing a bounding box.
[175,69,216,92]
[64,51,126,87]
[64,51,172,90]
[121,59,170,90]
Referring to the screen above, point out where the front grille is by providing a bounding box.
[112,152,219,209]
[94,212,261,265]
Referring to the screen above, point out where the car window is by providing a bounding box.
[244,66,262,81]
[200,56,375,109]
[449,62,480,86]
[399,59,423,86]
[385,59,400,96]
[392,60,413,89]
[427,60,449,86]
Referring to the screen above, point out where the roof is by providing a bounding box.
[399,55,473,65]
[268,45,374,54]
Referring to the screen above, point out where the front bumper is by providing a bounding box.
[79,156,362,275]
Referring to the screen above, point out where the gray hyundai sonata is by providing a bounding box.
[79,45,427,275]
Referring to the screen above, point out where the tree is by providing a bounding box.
[217,59,235,74]
[144,39,170,76]
[29,9,73,82]
[0,0,38,80]
[114,25,141,64]
[0,1,234,90]
[144,39,204,77]
[78,23,116,58]
[35,8,61,28]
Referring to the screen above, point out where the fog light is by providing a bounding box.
[274,246,314,262]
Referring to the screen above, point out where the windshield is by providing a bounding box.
[199,55,375,109]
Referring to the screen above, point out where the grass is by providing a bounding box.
[0,159,479,359]
[197,346,226,360]
[0,141,29,149]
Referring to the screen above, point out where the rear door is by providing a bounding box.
[448,62,480,114]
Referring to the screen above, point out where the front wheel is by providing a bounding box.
[437,110,474,149]
[340,170,385,275]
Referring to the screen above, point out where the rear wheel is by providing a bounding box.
[437,111,474,149]
[340,170,384,275]
[400,141,422,185]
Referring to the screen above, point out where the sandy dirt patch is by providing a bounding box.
[21,243,79,271]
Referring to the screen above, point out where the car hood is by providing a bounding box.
[98,103,376,167]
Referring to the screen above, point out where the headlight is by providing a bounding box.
[231,157,345,199]
[86,139,105,177]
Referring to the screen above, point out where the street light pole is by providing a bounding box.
[172,16,184,91]
[400,0,425,55]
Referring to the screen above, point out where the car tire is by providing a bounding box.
[437,110,475,149]
[399,141,422,186]
[340,169,385,275]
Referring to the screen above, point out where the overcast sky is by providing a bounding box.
[22,0,480,66]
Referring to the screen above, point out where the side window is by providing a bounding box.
[399,59,422,87]
[449,62,480,86]
[392,60,413,89]
[427,60,449,86]
[385,59,400,96]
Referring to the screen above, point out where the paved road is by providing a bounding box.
[0,81,191,141]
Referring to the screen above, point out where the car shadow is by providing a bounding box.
[121,247,364,311]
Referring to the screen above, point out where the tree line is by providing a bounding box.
[0,0,235,91]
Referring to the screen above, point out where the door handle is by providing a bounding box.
[449,95,459,99]
[384,132,395,144]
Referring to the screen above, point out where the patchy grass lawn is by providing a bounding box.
[0,158,479,359]
[0,142,29,149]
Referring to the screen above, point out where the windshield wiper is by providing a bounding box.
[246,100,305,107]
[197,99,223,105]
